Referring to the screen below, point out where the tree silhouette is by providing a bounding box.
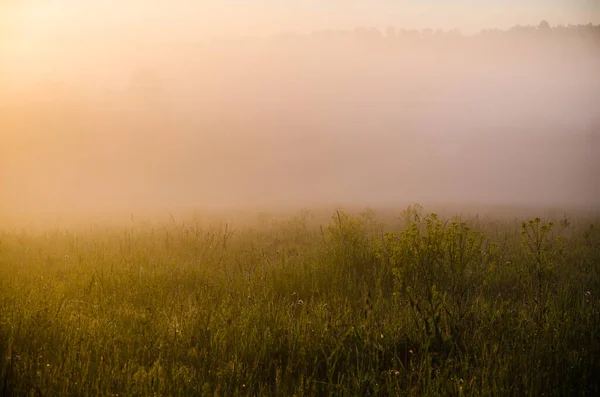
[538,20,551,30]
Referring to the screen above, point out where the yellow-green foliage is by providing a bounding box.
[0,207,599,396]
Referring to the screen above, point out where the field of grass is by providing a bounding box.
[1,205,599,396]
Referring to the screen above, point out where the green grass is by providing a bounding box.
[1,206,599,396]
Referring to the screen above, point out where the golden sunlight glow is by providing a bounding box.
[1,1,599,217]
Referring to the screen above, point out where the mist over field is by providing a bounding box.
[1,4,599,218]
[3,4,600,396]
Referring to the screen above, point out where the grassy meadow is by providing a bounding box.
[1,205,599,396]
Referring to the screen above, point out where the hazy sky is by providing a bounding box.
[2,0,599,42]
[1,0,598,91]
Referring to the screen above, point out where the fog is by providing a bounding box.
[1,10,600,219]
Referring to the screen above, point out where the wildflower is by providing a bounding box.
[585,291,591,297]
[297,299,304,306]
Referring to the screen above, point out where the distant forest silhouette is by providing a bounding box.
[278,20,599,41]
